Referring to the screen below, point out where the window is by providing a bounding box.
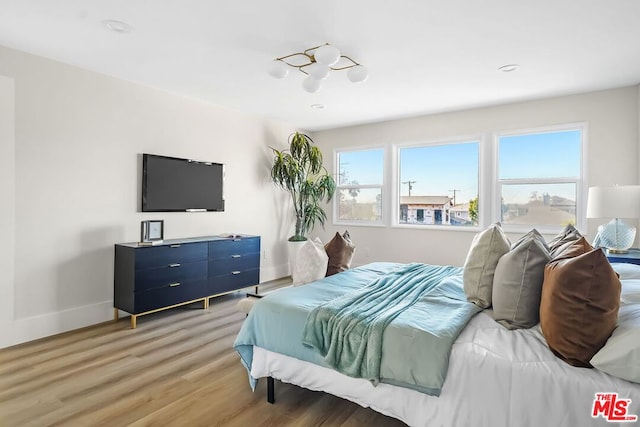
[496,127,583,231]
[335,148,384,224]
[397,141,479,227]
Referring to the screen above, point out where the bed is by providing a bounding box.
[233,261,640,427]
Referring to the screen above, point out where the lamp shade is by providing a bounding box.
[302,76,321,93]
[314,44,340,66]
[268,60,289,79]
[307,63,330,80]
[347,65,368,83]
[586,185,640,218]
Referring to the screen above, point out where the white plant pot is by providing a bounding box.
[288,240,307,276]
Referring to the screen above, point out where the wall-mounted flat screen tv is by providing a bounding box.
[142,153,225,212]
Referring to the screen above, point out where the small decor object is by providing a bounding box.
[586,185,640,253]
[140,220,164,245]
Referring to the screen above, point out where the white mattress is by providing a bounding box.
[250,310,640,427]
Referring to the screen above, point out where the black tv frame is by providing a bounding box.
[141,153,225,212]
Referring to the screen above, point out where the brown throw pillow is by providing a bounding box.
[540,248,621,367]
[325,231,355,276]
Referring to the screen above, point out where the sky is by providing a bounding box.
[337,129,581,205]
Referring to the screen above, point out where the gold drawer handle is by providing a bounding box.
[231,271,241,275]
[168,263,181,268]
[231,255,241,258]
[169,282,181,287]
[170,244,181,248]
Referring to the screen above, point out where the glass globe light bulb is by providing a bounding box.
[268,60,289,79]
[302,76,321,93]
[347,65,368,83]
[307,63,330,80]
[314,44,341,66]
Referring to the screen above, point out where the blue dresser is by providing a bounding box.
[606,248,640,265]
[114,235,260,327]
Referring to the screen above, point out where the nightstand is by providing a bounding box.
[605,248,640,265]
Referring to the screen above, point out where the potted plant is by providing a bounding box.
[270,132,336,242]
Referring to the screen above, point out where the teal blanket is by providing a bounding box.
[234,262,482,396]
[302,263,460,385]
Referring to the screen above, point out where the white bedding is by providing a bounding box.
[251,309,640,427]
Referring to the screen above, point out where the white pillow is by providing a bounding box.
[292,238,328,286]
[612,263,640,280]
[621,279,640,305]
[591,303,640,383]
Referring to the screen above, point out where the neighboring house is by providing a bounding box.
[399,196,452,225]
[450,203,472,225]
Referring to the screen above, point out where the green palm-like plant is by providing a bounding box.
[270,132,336,241]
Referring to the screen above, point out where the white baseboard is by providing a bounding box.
[1,263,291,349]
[1,300,114,349]
[260,263,289,283]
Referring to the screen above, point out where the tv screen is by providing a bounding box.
[142,153,225,212]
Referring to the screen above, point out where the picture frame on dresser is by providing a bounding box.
[140,219,164,244]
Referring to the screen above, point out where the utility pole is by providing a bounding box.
[402,180,416,196]
[449,189,460,206]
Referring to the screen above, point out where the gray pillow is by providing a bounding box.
[463,223,510,308]
[512,228,549,251]
[493,237,551,329]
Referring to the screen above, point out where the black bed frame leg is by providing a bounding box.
[267,376,275,404]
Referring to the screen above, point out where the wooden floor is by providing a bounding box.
[0,282,407,427]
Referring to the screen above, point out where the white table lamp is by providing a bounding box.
[586,185,640,253]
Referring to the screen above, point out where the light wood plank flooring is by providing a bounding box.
[0,283,407,427]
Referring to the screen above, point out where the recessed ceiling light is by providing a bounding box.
[310,104,325,109]
[101,19,133,34]
[498,64,520,72]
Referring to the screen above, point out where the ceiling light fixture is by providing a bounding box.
[268,43,368,93]
[498,64,520,72]
[310,103,325,109]
[101,19,133,34]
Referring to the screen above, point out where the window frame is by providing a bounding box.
[333,145,386,227]
[492,122,588,234]
[392,136,485,232]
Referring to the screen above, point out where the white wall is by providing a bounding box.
[0,76,16,347]
[313,87,640,267]
[0,45,295,348]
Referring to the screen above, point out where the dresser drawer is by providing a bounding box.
[134,260,208,292]
[209,238,260,260]
[134,278,207,313]
[209,269,260,295]
[135,242,207,269]
[208,253,260,276]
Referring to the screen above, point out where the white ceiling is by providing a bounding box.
[0,1,639,131]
